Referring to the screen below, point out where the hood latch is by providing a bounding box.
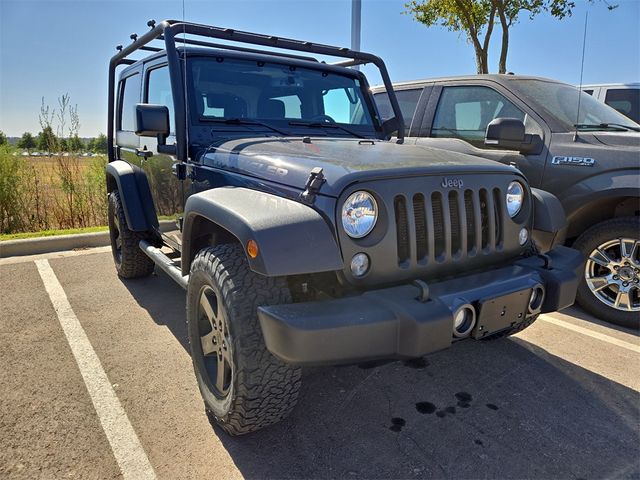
[300,167,325,205]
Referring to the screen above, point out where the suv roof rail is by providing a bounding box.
[108,19,405,162]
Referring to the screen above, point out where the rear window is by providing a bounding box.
[604,88,640,123]
[373,88,423,124]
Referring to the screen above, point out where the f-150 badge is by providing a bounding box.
[551,156,596,166]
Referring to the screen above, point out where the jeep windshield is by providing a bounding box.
[187,56,379,138]
[509,79,640,132]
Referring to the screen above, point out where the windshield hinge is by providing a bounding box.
[300,167,325,205]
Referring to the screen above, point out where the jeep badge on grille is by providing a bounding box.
[441,177,464,188]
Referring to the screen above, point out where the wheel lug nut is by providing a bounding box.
[613,275,619,280]
[623,281,629,287]
[613,266,619,270]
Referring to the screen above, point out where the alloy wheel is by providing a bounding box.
[585,238,640,312]
[196,285,233,397]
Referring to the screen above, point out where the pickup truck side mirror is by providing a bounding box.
[484,118,541,154]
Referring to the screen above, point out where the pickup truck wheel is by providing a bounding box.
[107,191,155,279]
[186,244,302,435]
[574,217,640,329]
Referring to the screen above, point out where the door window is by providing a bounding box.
[118,73,141,132]
[604,88,640,123]
[432,86,525,145]
[146,66,175,134]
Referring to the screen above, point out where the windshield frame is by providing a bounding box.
[185,53,384,139]
[508,78,640,133]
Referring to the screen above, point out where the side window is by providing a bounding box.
[583,89,594,96]
[373,88,422,125]
[146,66,175,134]
[118,73,141,132]
[432,86,525,145]
[604,88,640,122]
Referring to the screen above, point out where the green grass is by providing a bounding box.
[0,225,108,241]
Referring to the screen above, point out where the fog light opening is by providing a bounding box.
[519,228,529,246]
[528,285,545,313]
[350,252,370,277]
[453,304,477,338]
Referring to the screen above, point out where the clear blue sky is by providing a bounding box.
[1,0,638,137]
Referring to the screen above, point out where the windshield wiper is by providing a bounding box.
[205,117,290,136]
[574,122,640,132]
[288,120,366,139]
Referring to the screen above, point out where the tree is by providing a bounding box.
[93,133,108,154]
[0,131,7,146]
[38,126,58,153]
[17,132,37,153]
[405,0,612,74]
[68,135,84,153]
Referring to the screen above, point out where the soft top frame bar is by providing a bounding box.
[108,19,405,162]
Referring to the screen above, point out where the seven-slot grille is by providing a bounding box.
[394,188,503,265]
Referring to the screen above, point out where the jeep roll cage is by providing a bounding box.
[107,19,406,163]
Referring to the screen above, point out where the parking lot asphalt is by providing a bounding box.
[1,248,639,480]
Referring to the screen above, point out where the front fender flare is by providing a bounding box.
[182,187,344,276]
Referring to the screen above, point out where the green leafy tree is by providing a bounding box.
[38,126,58,153]
[93,133,108,154]
[17,132,37,153]
[405,0,614,74]
[0,131,7,146]
[67,135,84,153]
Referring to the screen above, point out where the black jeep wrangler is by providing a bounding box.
[106,20,583,435]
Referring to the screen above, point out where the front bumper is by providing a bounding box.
[258,246,584,366]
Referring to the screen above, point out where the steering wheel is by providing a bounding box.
[309,114,336,123]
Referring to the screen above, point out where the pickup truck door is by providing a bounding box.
[413,81,550,188]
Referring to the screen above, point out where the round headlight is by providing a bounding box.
[342,191,378,238]
[506,181,525,218]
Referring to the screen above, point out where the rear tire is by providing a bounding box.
[108,190,155,279]
[186,244,302,435]
[573,217,639,329]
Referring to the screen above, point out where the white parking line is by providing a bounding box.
[35,259,156,480]
[539,316,640,354]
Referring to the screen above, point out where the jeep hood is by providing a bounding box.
[200,137,519,197]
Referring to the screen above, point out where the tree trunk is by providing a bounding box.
[497,1,510,74]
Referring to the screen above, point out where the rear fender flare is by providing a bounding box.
[105,160,159,232]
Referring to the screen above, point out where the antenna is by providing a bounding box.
[574,11,588,142]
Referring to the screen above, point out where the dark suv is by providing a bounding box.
[107,21,582,435]
[373,76,640,327]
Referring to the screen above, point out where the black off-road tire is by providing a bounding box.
[482,314,539,340]
[573,217,640,329]
[108,190,155,279]
[186,244,302,435]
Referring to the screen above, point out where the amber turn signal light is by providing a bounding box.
[246,239,259,258]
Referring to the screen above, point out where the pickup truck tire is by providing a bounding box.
[573,217,640,329]
[186,244,302,435]
[107,190,155,279]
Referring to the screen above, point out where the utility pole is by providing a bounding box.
[351,0,362,69]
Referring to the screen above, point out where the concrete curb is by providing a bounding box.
[0,221,177,258]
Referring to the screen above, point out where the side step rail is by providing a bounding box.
[139,240,188,290]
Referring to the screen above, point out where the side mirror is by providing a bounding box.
[485,118,541,154]
[135,104,169,140]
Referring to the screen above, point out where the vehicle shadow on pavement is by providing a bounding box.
[123,271,639,479]
[561,305,639,337]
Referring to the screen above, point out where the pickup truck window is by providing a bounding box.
[118,73,141,132]
[146,66,175,134]
[431,86,525,145]
[510,80,638,131]
[373,88,422,124]
[604,88,640,123]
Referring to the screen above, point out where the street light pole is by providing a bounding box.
[351,0,361,69]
